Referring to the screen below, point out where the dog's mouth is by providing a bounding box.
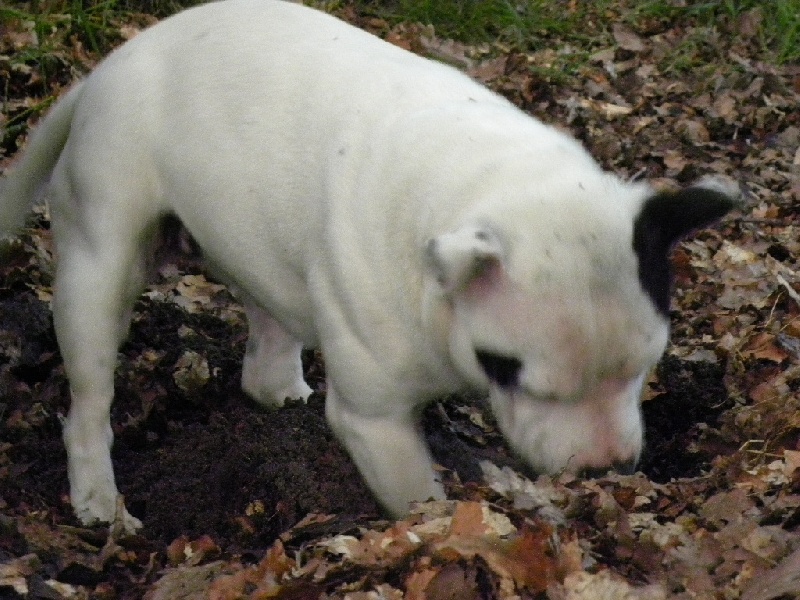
[475,349,522,388]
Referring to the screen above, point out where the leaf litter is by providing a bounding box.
[1,2,800,599]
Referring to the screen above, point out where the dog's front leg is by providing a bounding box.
[325,383,445,516]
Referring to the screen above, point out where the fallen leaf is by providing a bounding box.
[548,570,667,599]
[146,562,230,600]
[422,563,480,600]
[612,23,646,52]
[173,350,210,393]
[783,450,800,477]
[741,548,800,600]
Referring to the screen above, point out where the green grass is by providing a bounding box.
[4,0,798,63]
[352,0,607,49]
[1,0,206,58]
[354,0,799,64]
[1,0,797,67]
[634,0,799,64]
[1,3,116,61]
[768,0,800,63]
[3,3,106,53]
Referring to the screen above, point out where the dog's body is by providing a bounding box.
[0,0,736,531]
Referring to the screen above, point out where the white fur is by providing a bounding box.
[1,0,685,529]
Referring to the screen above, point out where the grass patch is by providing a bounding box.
[3,3,116,56]
[766,0,800,63]
[352,0,609,49]
[1,0,205,58]
[3,0,797,62]
[354,0,799,64]
[633,0,799,63]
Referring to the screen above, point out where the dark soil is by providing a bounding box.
[0,278,732,555]
[639,355,733,482]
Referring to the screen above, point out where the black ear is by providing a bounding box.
[633,179,740,316]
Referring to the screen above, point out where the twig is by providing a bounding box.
[776,273,800,308]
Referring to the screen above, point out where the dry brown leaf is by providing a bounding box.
[421,563,480,600]
[0,554,40,596]
[548,570,666,600]
[675,118,711,144]
[432,524,560,593]
[612,23,646,53]
[783,450,800,476]
[449,501,489,536]
[700,489,756,527]
[173,350,210,392]
[468,56,507,83]
[146,561,230,600]
[166,535,191,566]
[712,92,738,123]
[741,548,800,600]
[405,566,439,600]
[741,332,790,363]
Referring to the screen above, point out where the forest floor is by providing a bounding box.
[1,2,799,599]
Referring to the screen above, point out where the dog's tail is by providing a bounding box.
[0,82,84,240]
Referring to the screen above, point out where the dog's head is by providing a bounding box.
[426,175,739,477]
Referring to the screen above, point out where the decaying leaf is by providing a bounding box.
[548,570,666,600]
[741,547,800,600]
[173,350,210,392]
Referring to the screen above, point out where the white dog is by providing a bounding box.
[0,0,737,531]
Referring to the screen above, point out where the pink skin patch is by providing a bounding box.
[491,374,643,475]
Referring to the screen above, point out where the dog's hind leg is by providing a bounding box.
[52,185,158,532]
[240,301,313,407]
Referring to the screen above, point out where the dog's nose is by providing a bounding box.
[579,459,637,479]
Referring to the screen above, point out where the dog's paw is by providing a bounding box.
[240,350,313,407]
[243,378,313,408]
[77,508,142,534]
[120,511,144,533]
[73,493,143,533]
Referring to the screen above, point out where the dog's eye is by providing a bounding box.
[475,350,522,388]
